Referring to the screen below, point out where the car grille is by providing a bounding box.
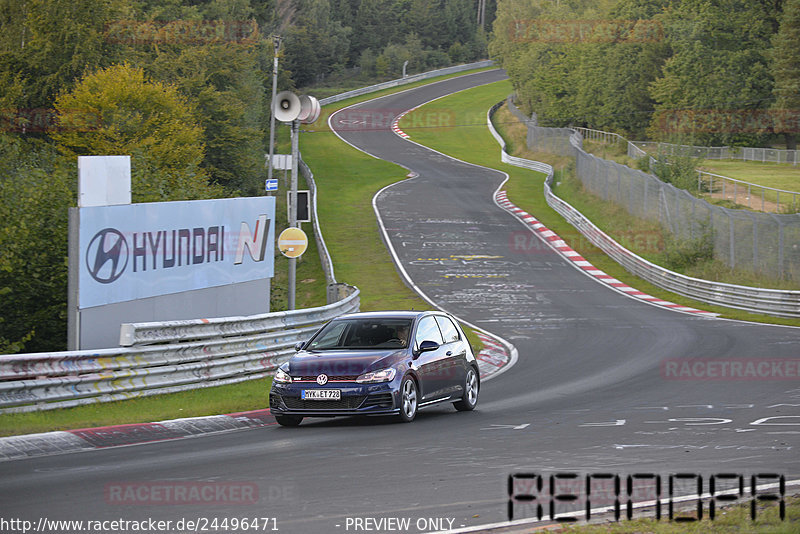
[362,393,394,409]
[281,395,367,410]
[296,375,359,382]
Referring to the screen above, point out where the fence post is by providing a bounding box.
[729,211,735,268]
[752,212,758,273]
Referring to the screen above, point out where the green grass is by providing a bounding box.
[698,160,800,193]
[698,159,800,212]
[0,378,273,437]
[269,169,328,311]
[399,81,800,327]
[563,494,799,533]
[0,67,493,438]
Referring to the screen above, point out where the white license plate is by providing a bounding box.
[301,389,341,400]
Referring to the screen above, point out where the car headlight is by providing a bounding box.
[356,368,396,384]
[274,366,292,384]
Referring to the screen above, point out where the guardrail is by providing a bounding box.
[318,60,494,106]
[0,288,359,413]
[489,99,800,319]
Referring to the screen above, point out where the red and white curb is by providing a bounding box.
[391,109,413,139]
[0,409,276,462]
[495,190,717,317]
[475,333,511,379]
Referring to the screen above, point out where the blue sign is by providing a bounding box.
[265,179,279,191]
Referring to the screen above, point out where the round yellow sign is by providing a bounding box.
[278,227,308,258]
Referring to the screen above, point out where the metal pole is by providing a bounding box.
[67,208,80,350]
[266,36,281,194]
[288,119,299,310]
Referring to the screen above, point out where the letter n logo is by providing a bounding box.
[235,215,270,264]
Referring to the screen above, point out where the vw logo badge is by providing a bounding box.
[316,374,328,386]
[86,228,128,284]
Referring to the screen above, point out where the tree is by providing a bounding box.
[283,0,351,86]
[0,0,126,111]
[148,43,268,195]
[0,135,73,353]
[771,0,800,149]
[52,63,223,203]
[648,0,778,145]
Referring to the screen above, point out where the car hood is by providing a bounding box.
[287,349,405,377]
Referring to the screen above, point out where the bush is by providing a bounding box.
[662,223,714,271]
[651,152,701,192]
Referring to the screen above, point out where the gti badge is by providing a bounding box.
[86,228,128,284]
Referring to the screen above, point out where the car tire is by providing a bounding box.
[275,414,303,427]
[454,367,479,412]
[398,375,418,423]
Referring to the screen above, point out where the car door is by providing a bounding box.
[434,315,468,397]
[412,315,448,402]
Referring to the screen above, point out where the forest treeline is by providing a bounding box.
[489,0,799,148]
[0,0,494,353]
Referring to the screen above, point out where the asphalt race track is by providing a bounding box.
[1,70,799,533]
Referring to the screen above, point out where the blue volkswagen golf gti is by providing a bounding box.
[269,311,480,426]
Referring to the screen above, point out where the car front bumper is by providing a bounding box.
[269,381,401,417]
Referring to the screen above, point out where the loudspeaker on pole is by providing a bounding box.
[297,95,321,124]
[273,91,301,122]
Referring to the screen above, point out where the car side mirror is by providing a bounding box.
[294,341,305,351]
[418,340,439,352]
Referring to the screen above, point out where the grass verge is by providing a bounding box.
[0,67,493,437]
[0,378,274,437]
[399,81,800,327]
[562,494,799,533]
[699,160,800,193]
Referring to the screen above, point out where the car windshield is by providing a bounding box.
[307,319,414,350]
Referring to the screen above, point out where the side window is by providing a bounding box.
[435,316,460,343]
[414,316,444,348]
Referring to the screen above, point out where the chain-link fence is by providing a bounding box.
[510,101,800,281]
[632,141,798,165]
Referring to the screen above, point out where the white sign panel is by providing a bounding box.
[78,155,132,207]
[78,197,275,309]
[270,154,292,170]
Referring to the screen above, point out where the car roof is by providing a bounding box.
[335,310,438,321]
